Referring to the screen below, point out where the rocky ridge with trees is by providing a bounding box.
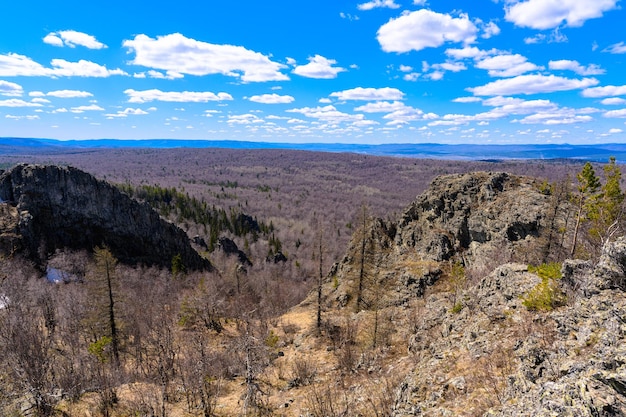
[0,163,210,270]
[0,155,625,416]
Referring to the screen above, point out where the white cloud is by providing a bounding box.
[469,74,599,96]
[70,104,104,113]
[480,21,501,39]
[227,114,264,125]
[248,93,295,104]
[292,55,346,79]
[548,60,604,76]
[505,0,618,29]
[287,105,365,123]
[354,101,406,113]
[399,65,413,72]
[609,128,623,134]
[43,30,107,49]
[0,80,23,96]
[603,42,626,54]
[582,85,626,98]
[357,0,400,10]
[46,90,93,98]
[524,28,568,44]
[483,96,524,107]
[31,98,50,104]
[106,108,149,118]
[377,10,478,53]
[329,87,404,101]
[0,53,127,77]
[0,99,42,107]
[50,59,128,77]
[404,73,420,81]
[453,97,482,103]
[475,54,542,77]
[318,98,332,104]
[603,109,626,118]
[383,106,429,125]
[432,62,467,72]
[445,46,491,60]
[123,33,288,82]
[124,89,233,103]
[6,114,40,120]
[601,97,626,105]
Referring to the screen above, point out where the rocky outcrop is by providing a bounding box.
[0,164,211,271]
[328,172,566,309]
[395,172,552,261]
[218,237,252,266]
[392,239,626,417]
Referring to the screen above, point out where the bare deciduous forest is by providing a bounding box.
[0,148,593,416]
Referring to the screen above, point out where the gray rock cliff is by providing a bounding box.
[0,164,211,271]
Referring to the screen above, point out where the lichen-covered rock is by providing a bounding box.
[395,172,551,262]
[593,236,626,291]
[0,164,211,271]
[392,236,626,416]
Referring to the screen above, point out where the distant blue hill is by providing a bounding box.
[2,137,626,162]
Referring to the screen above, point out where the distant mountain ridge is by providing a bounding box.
[2,137,626,161]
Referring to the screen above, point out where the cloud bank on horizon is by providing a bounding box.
[1,0,626,144]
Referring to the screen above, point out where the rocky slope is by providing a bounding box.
[0,164,210,270]
[305,171,626,416]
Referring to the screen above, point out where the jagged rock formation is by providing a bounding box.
[391,238,626,416]
[395,171,553,262]
[329,172,568,309]
[0,164,211,271]
[321,171,625,416]
[218,236,252,266]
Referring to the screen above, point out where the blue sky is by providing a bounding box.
[1,0,626,144]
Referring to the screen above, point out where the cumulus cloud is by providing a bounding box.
[357,0,400,10]
[504,0,618,30]
[248,93,295,104]
[0,99,42,107]
[227,114,264,125]
[0,53,127,77]
[603,42,626,54]
[43,30,107,49]
[548,60,604,76]
[354,101,407,113]
[105,108,149,118]
[124,89,233,103]
[603,109,626,118]
[70,104,104,113]
[601,97,626,105]
[524,28,568,44]
[287,105,365,123]
[5,114,40,120]
[123,33,288,82]
[292,55,346,79]
[46,90,93,98]
[582,85,626,98]
[0,80,23,96]
[453,97,482,103]
[377,10,478,53]
[329,87,404,101]
[445,46,491,60]
[480,21,501,39]
[468,74,599,96]
[475,54,543,77]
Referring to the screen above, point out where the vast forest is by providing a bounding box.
[2,147,615,416]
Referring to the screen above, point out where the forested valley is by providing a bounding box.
[3,147,622,416]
